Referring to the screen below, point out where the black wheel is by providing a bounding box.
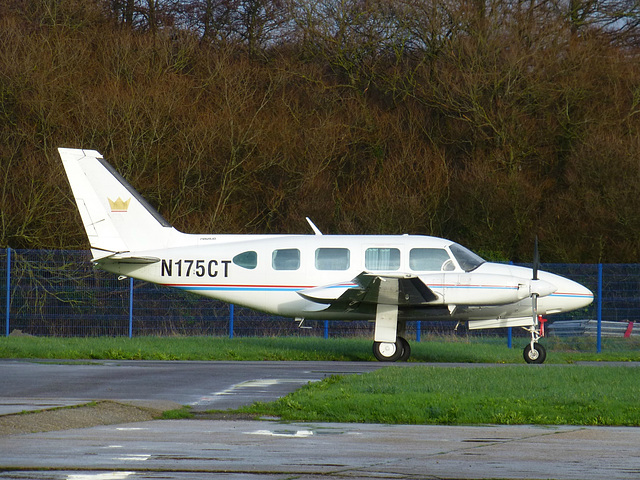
[398,336,411,362]
[373,340,403,362]
[523,343,546,364]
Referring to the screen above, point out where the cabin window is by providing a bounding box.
[233,251,257,269]
[272,248,300,270]
[410,248,454,271]
[365,248,400,270]
[315,248,350,270]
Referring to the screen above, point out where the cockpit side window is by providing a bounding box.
[272,248,300,270]
[449,243,485,272]
[365,248,400,271]
[409,248,454,271]
[315,248,350,270]
[233,251,257,269]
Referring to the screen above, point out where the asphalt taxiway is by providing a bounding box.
[2,360,640,480]
[0,359,389,412]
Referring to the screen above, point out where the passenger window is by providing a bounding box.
[233,251,257,269]
[410,248,453,271]
[315,248,350,270]
[272,248,300,270]
[365,248,400,270]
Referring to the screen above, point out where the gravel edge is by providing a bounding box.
[0,400,179,436]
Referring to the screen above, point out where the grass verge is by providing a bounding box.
[2,335,640,362]
[237,365,640,426]
[3,336,640,426]
[161,406,195,419]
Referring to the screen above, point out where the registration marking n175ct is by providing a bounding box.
[161,259,231,278]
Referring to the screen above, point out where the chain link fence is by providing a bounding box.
[2,249,636,347]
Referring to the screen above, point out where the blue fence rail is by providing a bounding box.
[1,249,637,348]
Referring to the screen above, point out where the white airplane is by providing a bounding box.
[58,148,594,363]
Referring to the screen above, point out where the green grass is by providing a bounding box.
[161,406,195,419]
[0,336,376,361]
[238,365,640,426]
[3,335,640,426]
[2,335,640,362]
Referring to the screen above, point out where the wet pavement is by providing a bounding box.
[2,420,640,479]
[2,359,640,479]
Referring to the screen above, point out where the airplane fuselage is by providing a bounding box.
[96,233,593,325]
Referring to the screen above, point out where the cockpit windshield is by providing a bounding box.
[449,243,486,272]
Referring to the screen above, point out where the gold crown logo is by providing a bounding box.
[108,197,131,212]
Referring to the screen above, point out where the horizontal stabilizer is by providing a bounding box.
[96,255,161,265]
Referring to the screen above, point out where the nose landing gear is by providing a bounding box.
[523,317,546,364]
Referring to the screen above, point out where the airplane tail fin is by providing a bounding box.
[59,148,182,260]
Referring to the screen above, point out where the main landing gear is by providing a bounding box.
[372,336,411,362]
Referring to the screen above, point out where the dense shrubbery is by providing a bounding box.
[3,0,640,262]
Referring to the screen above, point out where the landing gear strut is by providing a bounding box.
[523,320,546,364]
[372,336,411,362]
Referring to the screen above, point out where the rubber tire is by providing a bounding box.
[398,336,411,362]
[523,343,546,364]
[373,340,403,362]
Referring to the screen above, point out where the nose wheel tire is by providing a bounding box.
[523,343,546,364]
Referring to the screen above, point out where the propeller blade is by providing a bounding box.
[531,235,540,333]
[532,235,539,281]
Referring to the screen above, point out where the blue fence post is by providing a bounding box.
[129,277,134,338]
[507,260,513,348]
[324,320,329,339]
[5,248,10,337]
[597,263,603,354]
[416,321,421,342]
[229,304,234,338]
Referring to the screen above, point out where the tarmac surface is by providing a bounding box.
[0,359,390,412]
[2,359,640,480]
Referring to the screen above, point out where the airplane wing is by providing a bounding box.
[297,272,439,310]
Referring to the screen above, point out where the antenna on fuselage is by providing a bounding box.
[533,235,539,282]
[305,217,323,235]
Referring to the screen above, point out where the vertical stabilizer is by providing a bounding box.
[59,148,180,259]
